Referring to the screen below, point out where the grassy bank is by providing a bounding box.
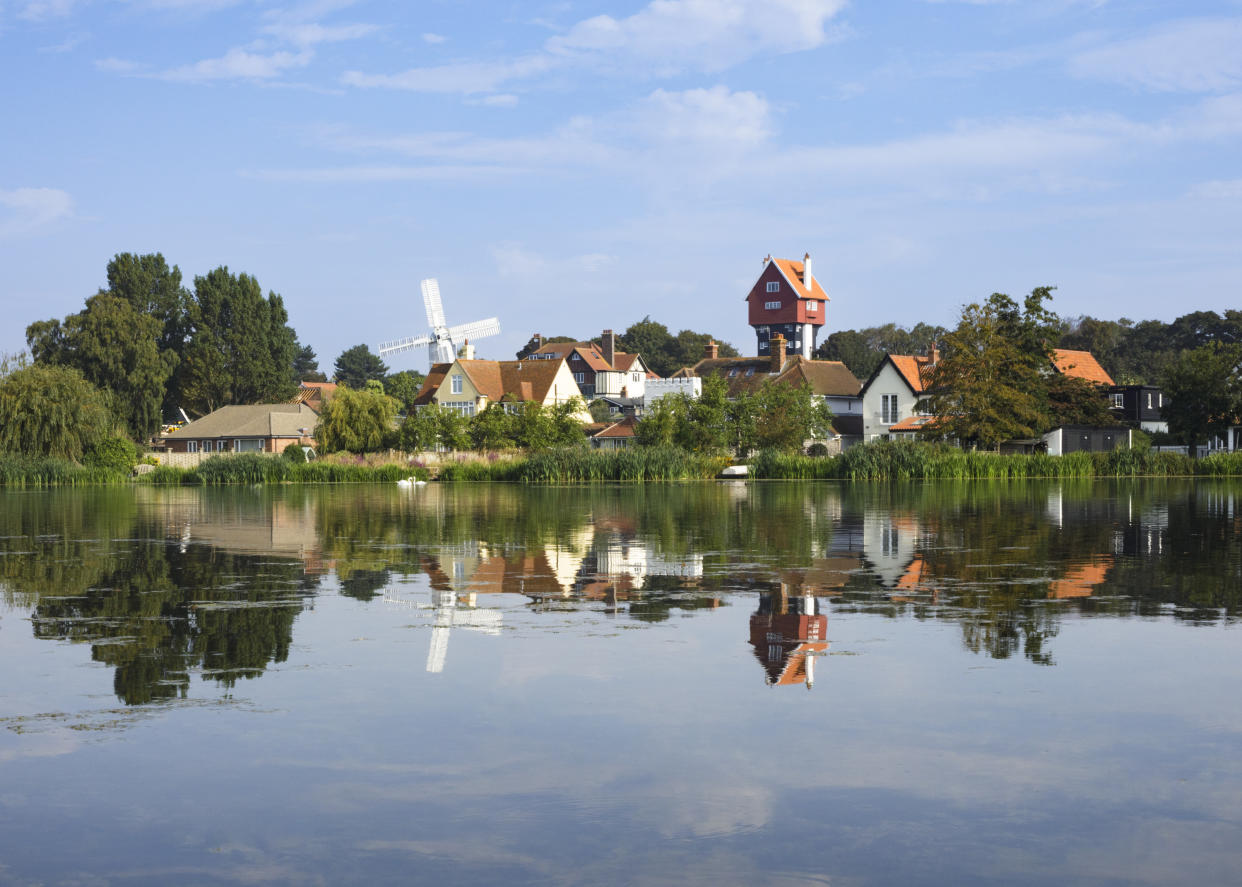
[145,454,430,485]
[754,440,1242,480]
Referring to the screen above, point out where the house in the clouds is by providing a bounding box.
[745,253,828,360]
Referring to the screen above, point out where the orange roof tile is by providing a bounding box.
[412,363,452,406]
[1053,349,1115,386]
[887,354,935,394]
[769,258,830,301]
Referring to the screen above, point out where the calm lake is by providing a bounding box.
[1,480,1240,886]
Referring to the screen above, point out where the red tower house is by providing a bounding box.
[745,253,828,360]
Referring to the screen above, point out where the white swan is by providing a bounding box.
[397,476,414,487]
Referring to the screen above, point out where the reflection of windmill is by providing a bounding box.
[419,554,502,674]
[377,278,501,370]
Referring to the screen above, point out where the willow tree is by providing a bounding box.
[315,386,398,453]
[0,364,114,461]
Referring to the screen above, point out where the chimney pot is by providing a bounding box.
[601,329,616,368]
[770,334,786,373]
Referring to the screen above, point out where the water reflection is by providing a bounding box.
[2,479,1241,703]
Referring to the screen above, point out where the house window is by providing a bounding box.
[766,281,780,292]
[745,368,754,376]
[765,300,781,310]
[187,440,198,453]
[443,401,475,417]
[237,439,263,453]
[728,369,738,377]
[1111,392,1124,408]
[807,301,817,313]
[451,374,463,394]
[882,394,899,425]
[574,372,585,383]
[216,440,227,451]
[1146,392,1152,409]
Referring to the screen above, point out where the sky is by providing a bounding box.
[2,0,1241,374]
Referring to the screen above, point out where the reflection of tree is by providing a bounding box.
[2,488,318,706]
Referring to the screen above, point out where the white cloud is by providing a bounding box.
[422,32,446,44]
[548,0,847,71]
[17,0,80,20]
[345,0,847,95]
[636,86,771,148]
[261,21,377,48]
[162,47,313,82]
[1189,179,1242,199]
[95,57,143,73]
[0,188,73,236]
[1070,18,1242,93]
[343,55,554,94]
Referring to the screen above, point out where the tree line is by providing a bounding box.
[817,306,1242,388]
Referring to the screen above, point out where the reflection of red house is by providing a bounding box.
[1050,555,1112,598]
[748,588,828,688]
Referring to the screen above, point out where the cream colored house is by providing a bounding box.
[413,357,591,422]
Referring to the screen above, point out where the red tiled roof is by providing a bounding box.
[593,416,637,439]
[769,258,830,301]
[889,414,939,432]
[1053,349,1115,386]
[413,363,452,406]
[887,355,935,394]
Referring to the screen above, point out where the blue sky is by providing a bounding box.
[3,0,1241,373]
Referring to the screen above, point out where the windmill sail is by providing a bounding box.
[376,277,501,370]
[421,279,446,330]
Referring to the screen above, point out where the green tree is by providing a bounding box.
[315,386,398,453]
[26,294,175,440]
[753,380,832,452]
[618,317,737,377]
[922,291,1059,449]
[1046,373,1117,428]
[397,406,439,452]
[548,397,588,447]
[470,404,517,450]
[179,267,298,415]
[103,252,191,357]
[293,343,326,382]
[434,405,471,451]
[1160,342,1242,457]
[678,375,731,453]
[385,370,426,412]
[635,395,682,447]
[0,364,115,460]
[334,344,389,390]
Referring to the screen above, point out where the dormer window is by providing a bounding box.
[728,369,738,377]
[745,368,754,376]
[766,281,780,293]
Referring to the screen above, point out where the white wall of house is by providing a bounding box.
[861,361,921,440]
[825,395,861,416]
[644,377,701,408]
[596,369,648,399]
[861,512,918,589]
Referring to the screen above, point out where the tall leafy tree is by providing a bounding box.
[618,317,737,376]
[334,344,389,390]
[1160,342,1242,457]
[26,294,175,440]
[293,343,326,382]
[385,370,426,412]
[753,380,832,452]
[179,267,299,415]
[921,292,1056,449]
[0,364,115,460]
[315,386,398,453]
[102,252,191,356]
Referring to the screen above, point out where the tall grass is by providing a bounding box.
[752,440,1206,480]
[488,446,728,483]
[144,454,428,485]
[0,455,129,486]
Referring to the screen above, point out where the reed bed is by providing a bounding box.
[145,454,427,485]
[0,455,129,486]
[752,440,1206,480]
[512,447,727,483]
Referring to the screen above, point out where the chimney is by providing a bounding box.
[601,329,615,368]
[458,339,475,360]
[929,342,940,366]
[704,339,719,361]
[803,252,813,292]
[770,334,786,373]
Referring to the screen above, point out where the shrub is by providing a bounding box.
[85,435,139,473]
[283,442,308,463]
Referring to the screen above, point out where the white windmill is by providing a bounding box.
[377,278,501,369]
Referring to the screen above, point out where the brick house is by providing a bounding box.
[526,329,651,400]
[162,403,319,454]
[745,254,829,359]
